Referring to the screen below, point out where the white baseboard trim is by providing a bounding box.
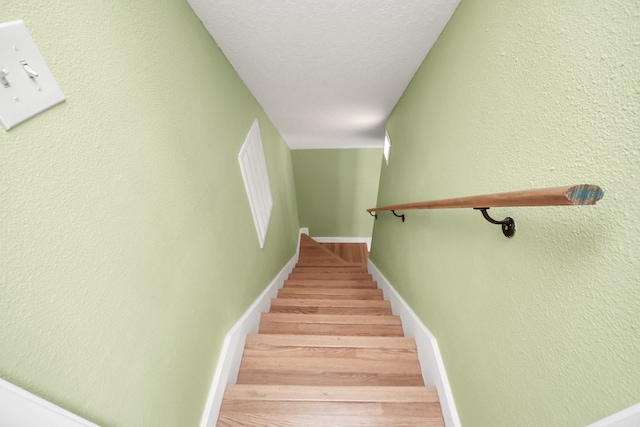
[200,254,297,427]
[298,228,309,263]
[310,236,372,251]
[586,403,640,427]
[0,378,99,427]
[368,260,462,427]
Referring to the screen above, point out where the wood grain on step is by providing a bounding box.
[270,299,391,316]
[219,400,441,418]
[242,346,420,363]
[292,267,369,274]
[239,357,421,376]
[260,313,400,325]
[295,261,364,268]
[217,236,445,427]
[297,235,353,265]
[218,412,444,427]
[245,334,417,349]
[271,298,389,308]
[259,322,404,337]
[277,287,383,300]
[236,370,425,387]
[284,279,378,289]
[288,272,373,281]
[223,385,439,403]
[269,306,392,315]
[320,242,369,267]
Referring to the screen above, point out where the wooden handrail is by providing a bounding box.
[367,184,604,238]
[367,184,604,212]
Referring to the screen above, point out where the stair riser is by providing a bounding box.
[271,298,390,308]
[236,372,425,387]
[258,323,404,336]
[279,288,382,296]
[293,267,369,273]
[277,293,384,300]
[261,313,401,324]
[269,307,392,315]
[289,274,373,280]
[244,334,418,350]
[284,280,378,289]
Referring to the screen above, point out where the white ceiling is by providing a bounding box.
[187,0,461,149]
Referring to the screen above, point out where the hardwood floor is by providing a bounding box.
[217,235,445,426]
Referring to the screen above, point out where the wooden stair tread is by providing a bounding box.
[278,288,383,300]
[271,298,390,308]
[245,334,417,349]
[295,262,364,268]
[292,266,369,273]
[242,347,421,363]
[270,307,391,315]
[278,287,382,294]
[218,235,444,427]
[259,323,405,336]
[289,272,373,280]
[217,413,444,427]
[269,299,391,315]
[259,314,404,336]
[261,313,400,325]
[284,279,378,288]
[239,357,422,376]
[223,385,438,402]
[219,400,440,417]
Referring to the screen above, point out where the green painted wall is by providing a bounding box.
[370,1,639,426]
[0,2,299,427]
[292,148,381,237]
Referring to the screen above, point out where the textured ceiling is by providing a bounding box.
[187,0,461,149]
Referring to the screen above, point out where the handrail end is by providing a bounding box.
[566,184,604,205]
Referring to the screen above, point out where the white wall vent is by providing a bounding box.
[238,119,273,248]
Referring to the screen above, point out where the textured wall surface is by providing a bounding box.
[292,148,381,237]
[0,2,299,426]
[370,1,640,426]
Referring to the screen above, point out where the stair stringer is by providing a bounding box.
[368,259,462,427]
[199,230,306,427]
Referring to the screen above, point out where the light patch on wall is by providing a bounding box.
[383,130,392,165]
[238,119,273,248]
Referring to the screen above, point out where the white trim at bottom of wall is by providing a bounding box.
[368,260,462,427]
[199,254,297,427]
[586,403,640,427]
[310,236,372,251]
[0,378,99,427]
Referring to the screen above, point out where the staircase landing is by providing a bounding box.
[217,235,445,426]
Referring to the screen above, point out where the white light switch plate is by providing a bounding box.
[0,20,65,130]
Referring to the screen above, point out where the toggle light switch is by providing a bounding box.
[0,68,10,88]
[0,20,65,130]
[20,61,39,79]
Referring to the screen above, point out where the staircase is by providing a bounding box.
[217,235,445,426]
